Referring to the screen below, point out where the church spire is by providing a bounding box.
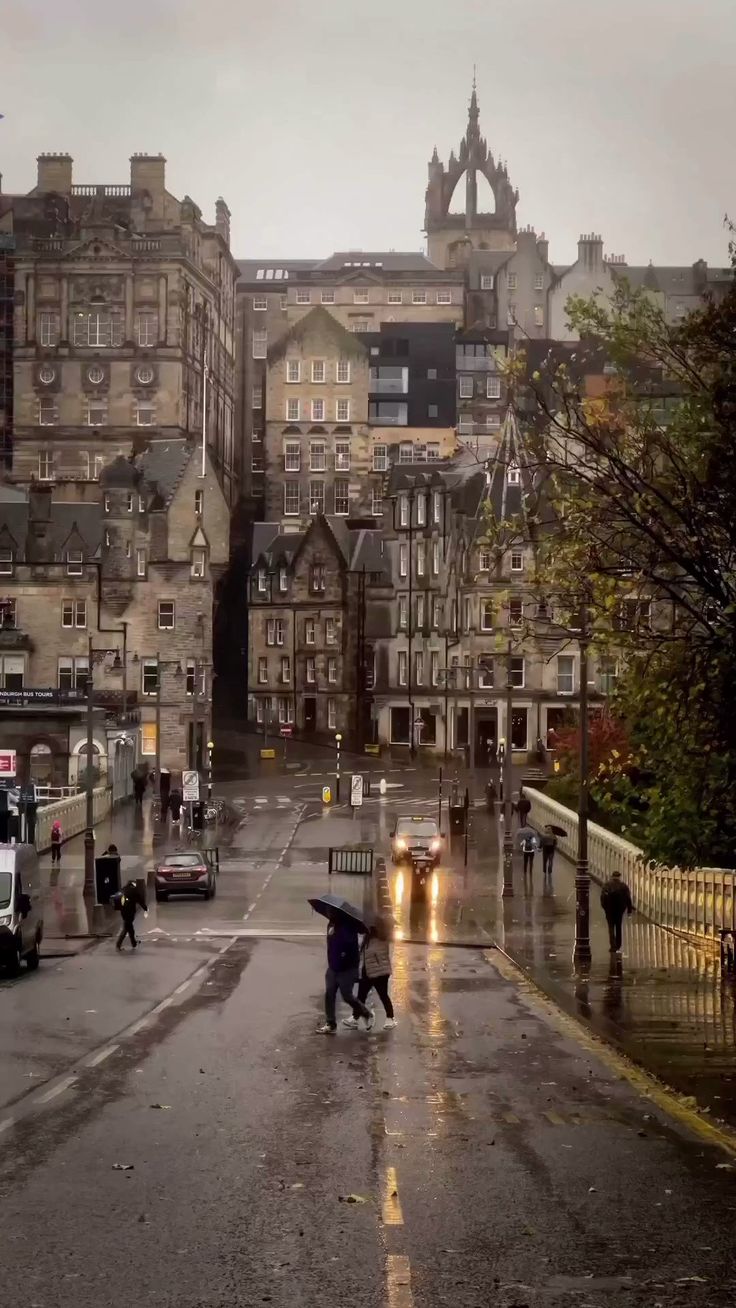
[468,68,479,135]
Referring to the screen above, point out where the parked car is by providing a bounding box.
[154,850,216,902]
[0,843,43,974]
[390,816,443,867]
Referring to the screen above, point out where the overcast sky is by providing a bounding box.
[2,0,735,266]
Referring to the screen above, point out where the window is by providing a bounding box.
[311,399,325,422]
[479,549,492,571]
[507,306,516,326]
[266,618,276,645]
[252,330,267,358]
[191,547,207,578]
[305,618,316,644]
[39,364,56,385]
[557,654,575,694]
[478,657,494,689]
[87,364,105,386]
[620,598,651,631]
[509,597,523,627]
[534,305,544,327]
[252,385,263,409]
[140,722,157,756]
[373,444,388,472]
[510,550,524,572]
[258,657,268,684]
[158,600,175,630]
[334,440,350,470]
[278,696,293,725]
[507,272,517,290]
[398,595,408,630]
[416,495,426,526]
[38,397,58,425]
[310,441,326,471]
[74,311,124,348]
[428,404,438,419]
[388,290,403,305]
[0,598,16,627]
[599,657,618,695]
[284,440,300,471]
[276,567,287,594]
[195,489,204,516]
[306,657,316,684]
[432,491,442,525]
[321,290,335,305]
[336,399,350,422]
[371,489,383,516]
[511,656,525,688]
[253,295,268,311]
[480,274,494,291]
[326,618,337,644]
[286,398,300,422]
[61,599,87,629]
[436,289,452,305]
[286,360,301,383]
[334,479,349,515]
[416,593,425,627]
[412,290,427,305]
[136,364,154,386]
[534,273,544,291]
[0,548,13,577]
[416,541,425,577]
[398,650,408,686]
[336,359,351,384]
[353,289,369,304]
[459,376,474,399]
[414,652,424,686]
[486,376,501,400]
[284,482,300,515]
[399,494,409,528]
[136,401,155,426]
[311,361,325,383]
[310,563,326,592]
[39,311,59,346]
[399,441,413,464]
[186,660,206,697]
[327,657,337,684]
[255,699,265,725]
[351,321,372,333]
[507,463,521,485]
[58,656,88,692]
[136,547,146,577]
[279,295,287,311]
[432,597,442,629]
[399,543,408,578]
[87,399,107,427]
[327,698,337,730]
[281,656,291,684]
[432,542,440,576]
[66,550,83,576]
[481,600,494,631]
[296,289,311,305]
[136,312,157,347]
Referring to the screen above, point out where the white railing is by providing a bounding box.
[525,787,736,943]
[35,786,112,853]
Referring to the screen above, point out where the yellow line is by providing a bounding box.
[503,1110,521,1124]
[382,1165,404,1226]
[386,1254,413,1308]
[544,1110,566,1126]
[486,948,736,1159]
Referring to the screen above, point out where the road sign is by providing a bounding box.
[182,769,200,802]
[0,750,16,777]
[280,725,293,737]
[322,785,332,805]
[350,774,364,808]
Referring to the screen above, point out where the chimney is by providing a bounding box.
[517,225,537,247]
[536,232,549,263]
[36,153,73,194]
[130,153,166,220]
[215,197,231,248]
[578,233,604,271]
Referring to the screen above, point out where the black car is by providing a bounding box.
[390,816,443,866]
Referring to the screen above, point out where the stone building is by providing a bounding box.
[0,439,229,782]
[0,153,239,502]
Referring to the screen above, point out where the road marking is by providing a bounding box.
[86,1044,119,1068]
[544,1110,566,1126]
[386,1254,414,1307]
[126,1017,150,1037]
[0,1117,15,1135]
[503,1110,521,1124]
[381,1166,404,1226]
[38,1076,77,1104]
[173,980,192,995]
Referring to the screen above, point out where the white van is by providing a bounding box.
[0,844,43,974]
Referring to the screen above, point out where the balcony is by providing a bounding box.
[369,367,408,395]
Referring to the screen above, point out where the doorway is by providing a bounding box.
[304,697,317,732]
[474,710,498,766]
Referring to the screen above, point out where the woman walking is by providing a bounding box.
[50,820,63,865]
[344,916,396,1030]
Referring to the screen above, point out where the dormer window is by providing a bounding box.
[0,548,13,576]
[66,550,83,576]
[191,547,207,579]
[257,568,267,594]
[279,568,288,593]
[507,463,521,485]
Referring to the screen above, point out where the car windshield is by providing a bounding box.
[163,853,203,868]
[396,819,438,838]
[0,871,11,909]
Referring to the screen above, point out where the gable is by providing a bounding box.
[62,236,130,262]
[268,305,368,365]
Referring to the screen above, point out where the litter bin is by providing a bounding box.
[95,855,121,905]
[192,801,205,832]
[363,775,371,798]
[449,805,466,835]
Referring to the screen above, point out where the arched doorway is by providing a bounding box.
[29,743,53,785]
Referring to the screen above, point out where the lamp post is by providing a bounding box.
[335,732,342,801]
[573,604,592,967]
[154,654,183,792]
[206,739,214,803]
[83,637,125,896]
[502,639,514,898]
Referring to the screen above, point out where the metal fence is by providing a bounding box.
[328,847,374,875]
[525,787,736,943]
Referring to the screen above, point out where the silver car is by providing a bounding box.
[0,844,43,974]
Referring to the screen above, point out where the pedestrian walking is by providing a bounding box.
[169,787,182,821]
[317,912,374,1034]
[517,824,539,877]
[50,819,63,865]
[132,771,146,805]
[344,916,396,1030]
[540,825,557,878]
[600,870,634,953]
[159,767,171,818]
[486,778,497,816]
[516,788,531,826]
[115,878,148,951]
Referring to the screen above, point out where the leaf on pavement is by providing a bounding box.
[339,1193,368,1204]
[112,1163,134,1171]
[149,1103,171,1110]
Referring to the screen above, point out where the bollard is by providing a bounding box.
[379,777,387,796]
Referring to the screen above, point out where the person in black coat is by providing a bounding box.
[116,878,148,951]
[600,871,634,953]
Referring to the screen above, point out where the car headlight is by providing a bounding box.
[396,838,407,850]
[0,914,11,927]
[430,839,440,853]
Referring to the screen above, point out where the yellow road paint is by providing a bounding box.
[544,1110,566,1126]
[486,947,736,1160]
[382,1165,404,1226]
[386,1255,413,1308]
[503,1110,521,1124]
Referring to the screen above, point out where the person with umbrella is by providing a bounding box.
[517,823,540,878]
[310,895,375,1035]
[540,823,566,879]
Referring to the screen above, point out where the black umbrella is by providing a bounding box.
[308,894,371,932]
[548,824,568,838]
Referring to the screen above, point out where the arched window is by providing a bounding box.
[29,743,53,783]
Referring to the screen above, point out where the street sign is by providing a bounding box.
[350,774,364,808]
[182,769,200,802]
[280,725,293,737]
[0,750,16,777]
[322,785,332,805]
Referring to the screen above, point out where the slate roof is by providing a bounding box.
[0,493,103,561]
[267,305,368,364]
[236,258,319,284]
[138,439,192,508]
[313,251,441,273]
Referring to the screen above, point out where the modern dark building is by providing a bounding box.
[361,322,457,431]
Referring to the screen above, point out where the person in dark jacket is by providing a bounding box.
[169,788,182,821]
[116,878,148,951]
[50,820,63,865]
[516,789,531,826]
[600,870,634,952]
[540,826,557,879]
[317,913,374,1034]
[485,779,498,816]
[344,916,395,1030]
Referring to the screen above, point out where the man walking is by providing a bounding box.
[540,826,557,879]
[116,878,148,951]
[516,788,531,826]
[600,870,634,953]
[317,912,374,1034]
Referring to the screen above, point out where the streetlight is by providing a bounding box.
[501,639,514,898]
[334,733,342,801]
[83,637,124,895]
[154,654,183,789]
[573,604,592,967]
[206,740,214,804]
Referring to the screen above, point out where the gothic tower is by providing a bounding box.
[425,82,519,269]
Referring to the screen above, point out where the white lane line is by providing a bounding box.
[126,1018,150,1037]
[0,1117,15,1135]
[86,1044,119,1068]
[38,1076,77,1104]
[173,980,191,996]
